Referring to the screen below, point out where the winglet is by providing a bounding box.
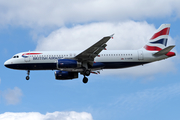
[110,34,114,39]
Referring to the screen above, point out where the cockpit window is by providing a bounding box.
[13,55,19,58]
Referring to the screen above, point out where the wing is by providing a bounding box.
[75,34,114,66]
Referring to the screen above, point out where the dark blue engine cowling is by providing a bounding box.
[57,59,81,68]
[55,70,78,80]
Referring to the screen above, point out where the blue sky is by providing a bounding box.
[0,0,180,120]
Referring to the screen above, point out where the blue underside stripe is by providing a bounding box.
[5,62,149,70]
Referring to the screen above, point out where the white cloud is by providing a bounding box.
[36,21,155,51]
[0,111,93,120]
[35,21,176,77]
[0,0,180,28]
[111,82,180,111]
[2,87,23,105]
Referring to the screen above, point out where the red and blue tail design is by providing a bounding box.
[144,24,170,51]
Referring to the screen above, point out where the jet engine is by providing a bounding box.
[57,59,81,68]
[55,70,78,80]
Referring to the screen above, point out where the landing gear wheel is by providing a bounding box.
[84,70,91,76]
[26,76,30,80]
[83,77,88,84]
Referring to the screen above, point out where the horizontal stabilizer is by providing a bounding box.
[153,45,175,56]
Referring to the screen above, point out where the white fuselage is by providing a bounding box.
[4,49,168,71]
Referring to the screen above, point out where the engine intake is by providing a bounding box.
[55,70,78,80]
[57,59,81,68]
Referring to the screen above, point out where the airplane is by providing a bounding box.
[4,24,176,83]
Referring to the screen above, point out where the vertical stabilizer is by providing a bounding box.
[144,24,170,51]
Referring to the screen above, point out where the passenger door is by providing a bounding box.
[24,53,30,62]
[138,50,144,60]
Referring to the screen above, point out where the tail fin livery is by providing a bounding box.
[144,24,170,51]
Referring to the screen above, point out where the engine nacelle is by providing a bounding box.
[55,70,78,80]
[57,59,81,68]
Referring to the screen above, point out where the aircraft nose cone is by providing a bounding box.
[4,61,8,67]
[4,59,11,68]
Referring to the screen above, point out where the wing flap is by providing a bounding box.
[93,44,107,55]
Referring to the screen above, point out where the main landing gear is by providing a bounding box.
[83,76,88,83]
[82,70,91,84]
[26,70,30,80]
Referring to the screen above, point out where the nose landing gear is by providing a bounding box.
[26,70,30,80]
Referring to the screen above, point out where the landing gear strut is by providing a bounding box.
[26,70,30,80]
